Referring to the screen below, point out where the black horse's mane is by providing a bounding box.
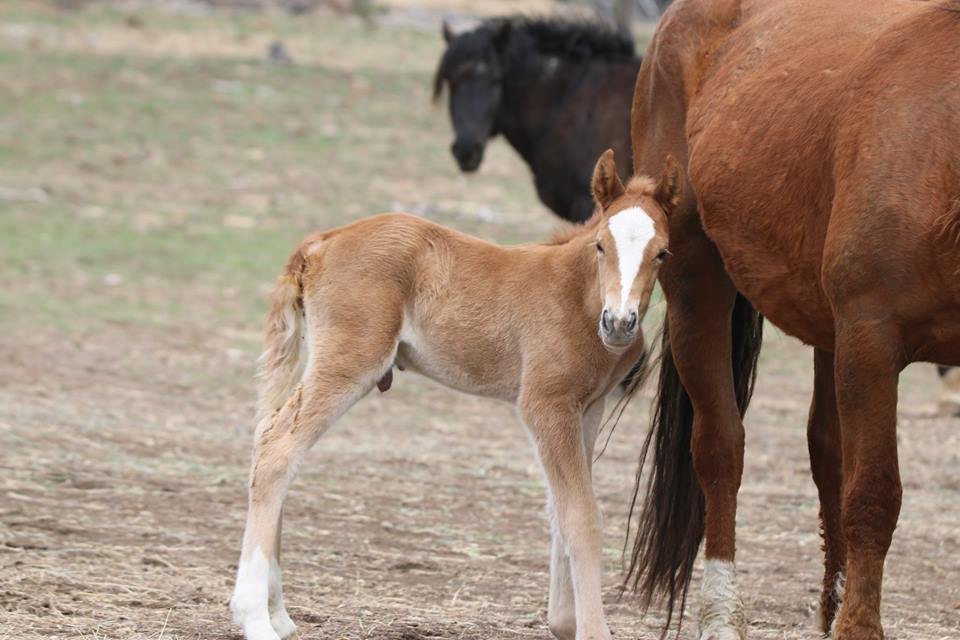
[493,16,637,62]
[434,16,637,101]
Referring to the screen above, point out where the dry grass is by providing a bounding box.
[1,2,958,639]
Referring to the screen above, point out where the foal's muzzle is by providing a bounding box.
[600,308,638,348]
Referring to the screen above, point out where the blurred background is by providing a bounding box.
[0,1,956,639]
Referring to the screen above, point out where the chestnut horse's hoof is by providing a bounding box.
[938,393,960,416]
[832,617,884,640]
[698,560,747,640]
[832,628,884,640]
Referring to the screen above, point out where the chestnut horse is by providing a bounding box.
[229,151,682,640]
[624,0,960,639]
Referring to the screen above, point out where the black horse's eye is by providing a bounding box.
[596,242,605,254]
[656,249,670,262]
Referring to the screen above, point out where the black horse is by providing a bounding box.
[433,17,641,222]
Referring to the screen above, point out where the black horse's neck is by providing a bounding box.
[495,54,579,166]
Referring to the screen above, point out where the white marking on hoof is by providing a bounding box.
[826,572,845,639]
[271,608,297,639]
[231,547,280,640]
[267,555,297,639]
[699,629,744,640]
[698,560,747,640]
[939,369,960,415]
[242,617,282,640]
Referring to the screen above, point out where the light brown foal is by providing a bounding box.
[229,150,682,640]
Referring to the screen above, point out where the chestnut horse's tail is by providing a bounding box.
[256,247,309,423]
[624,293,762,634]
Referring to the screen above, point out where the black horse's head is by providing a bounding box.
[433,20,512,173]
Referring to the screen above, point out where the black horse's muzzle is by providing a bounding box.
[451,138,484,172]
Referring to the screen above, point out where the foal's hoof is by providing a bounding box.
[546,619,576,640]
[271,608,297,639]
[240,618,282,640]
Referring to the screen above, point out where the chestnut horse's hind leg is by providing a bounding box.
[807,348,846,633]
[523,395,610,640]
[546,400,605,640]
[230,330,398,640]
[667,273,747,640]
[830,322,903,640]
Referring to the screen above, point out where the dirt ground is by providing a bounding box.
[1,2,958,639]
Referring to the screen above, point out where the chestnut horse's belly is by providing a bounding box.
[686,92,839,348]
[699,208,836,350]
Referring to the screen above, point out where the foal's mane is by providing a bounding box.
[547,176,657,245]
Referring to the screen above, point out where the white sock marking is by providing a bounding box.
[268,555,297,638]
[231,546,280,640]
[827,571,846,638]
[698,559,746,640]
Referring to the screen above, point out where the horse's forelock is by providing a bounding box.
[432,61,445,103]
[432,44,456,103]
[626,175,657,197]
[431,32,478,103]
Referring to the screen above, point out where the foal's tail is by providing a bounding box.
[256,248,309,423]
[624,293,763,635]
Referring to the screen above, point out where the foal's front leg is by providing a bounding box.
[523,396,610,640]
[547,400,605,640]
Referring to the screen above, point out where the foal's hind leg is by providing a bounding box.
[547,400,604,640]
[807,348,846,634]
[231,331,397,640]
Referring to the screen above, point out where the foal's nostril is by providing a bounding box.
[625,311,638,332]
[601,309,613,333]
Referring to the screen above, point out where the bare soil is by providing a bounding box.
[1,2,958,639]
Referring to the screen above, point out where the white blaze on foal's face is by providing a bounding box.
[594,204,665,350]
[607,207,656,314]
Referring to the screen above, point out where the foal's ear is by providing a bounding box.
[442,20,454,44]
[654,155,684,213]
[591,149,625,210]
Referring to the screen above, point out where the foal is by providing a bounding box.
[230,150,681,640]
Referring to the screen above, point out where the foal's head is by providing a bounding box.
[590,149,682,351]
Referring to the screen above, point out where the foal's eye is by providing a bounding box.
[655,249,670,262]
[596,242,605,255]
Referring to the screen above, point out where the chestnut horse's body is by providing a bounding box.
[229,152,681,640]
[626,0,960,638]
